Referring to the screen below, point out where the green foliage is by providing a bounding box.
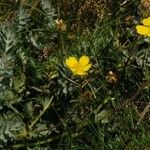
[0,0,150,149]
[0,114,23,148]
[41,0,56,27]
[17,6,31,31]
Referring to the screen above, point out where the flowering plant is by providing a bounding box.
[136,17,150,37]
[65,55,92,76]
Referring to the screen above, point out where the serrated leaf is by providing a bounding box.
[12,73,26,93]
[17,6,30,31]
[0,90,15,105]
[0,115,23,147]
[41,0,56,27]
[0,25,17,54]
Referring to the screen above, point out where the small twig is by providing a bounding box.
[136,102,150,126]
[29,96,53,131]
[57,67,80,86]
[29,86,50,94]
[81,78,96,88]
[64,75,80,86]
[116,82,150,111]
[88,83,97,99]
[13,130,81,149]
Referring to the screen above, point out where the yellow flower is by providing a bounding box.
[136,17,150,37]
[65,55,92,75]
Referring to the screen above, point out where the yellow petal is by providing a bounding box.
[79,55,90,66]
[142,17,150,27]
[83,63,92,71]
[76,70,86,75]
[136,25,150,35]
[65,57,78,68]
[69,66,78,72]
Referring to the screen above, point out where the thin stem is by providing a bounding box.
[29,96,53,131]
[116,82,150,111]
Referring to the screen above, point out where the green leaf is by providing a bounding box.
[95,110,111,124]
[0,25,17,54]
[17,6,30,31]
[41,0,56,27]
[12,73,26,93]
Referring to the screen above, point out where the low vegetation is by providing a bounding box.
[0,0,150,149]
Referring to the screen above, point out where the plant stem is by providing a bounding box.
[29,96,53,131]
